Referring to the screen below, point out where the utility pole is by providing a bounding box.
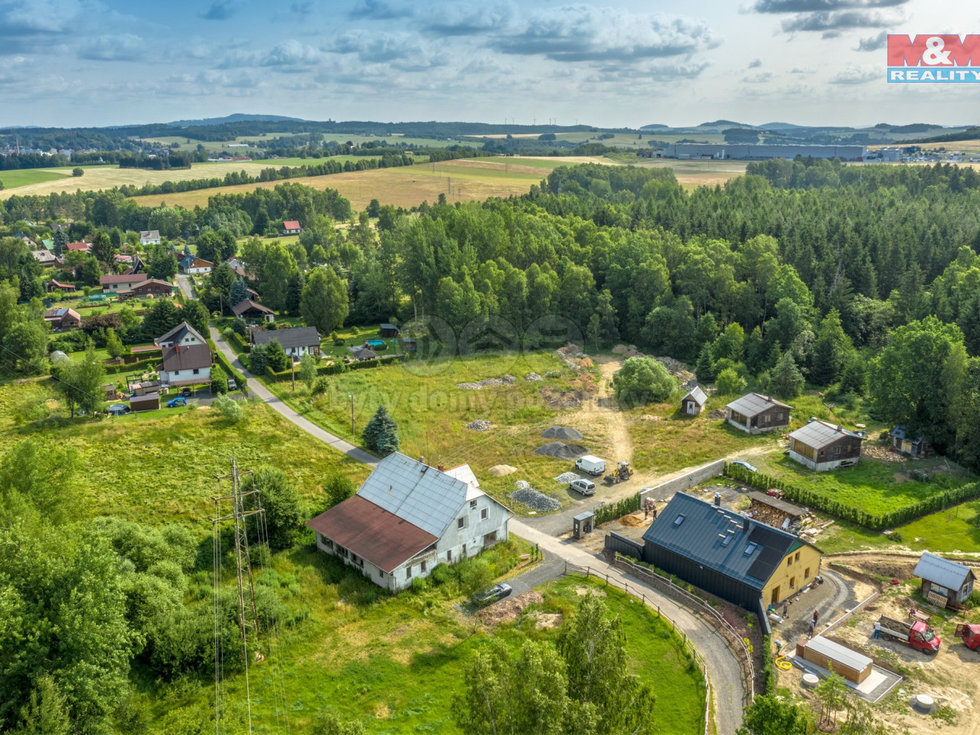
[212,459,264,734]
[349,393,355,435]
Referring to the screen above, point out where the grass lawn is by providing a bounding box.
[148,554,704,734]
[819,498,980,554]
[752,452,976,520]
[0,379,369,525]
[0,168,70,189]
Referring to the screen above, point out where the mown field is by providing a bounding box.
[130,156,586,210]
[0,157,371,199]
[148,563,705,735]
[0,379,369,525]
[143,133,470,153]
[0,168,70,189]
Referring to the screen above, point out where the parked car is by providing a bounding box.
[167,396,187,408]
[731,460,758,473]
[180,387,192,397]
[569,478,596,496]
[107,404,130,416]
[574,454,606,476]
[475,583,513,605]
[227,377,237,391]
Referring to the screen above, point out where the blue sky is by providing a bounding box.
[0,0,977,128]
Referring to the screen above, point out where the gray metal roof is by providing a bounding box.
[726,392,791,417]
[642,492,805,589]
[683,386,707,406]
[913,552,975,589]
[251,326,321,350]
[356,453,474,537]
[805,636,872,672]
[789,419,862,450]
[155,321,206,346]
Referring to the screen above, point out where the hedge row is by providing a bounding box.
[212,348,247,392]
[594,493,642,526]
[260,355,402,382]
[104,358,158,375]
[230,332,250,353]
[723,462,980,530]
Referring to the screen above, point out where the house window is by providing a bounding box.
[379,570,384,579]
[193,369,199,375]
[673,514,686,527]
[457,518,465,529]
[794,552,800,562]
[462,544,467,558]
[421,560,427,573]
[481,508,488,520]
[406,566,412,579]
[804,568,810,579]
[787,557,792,567]
[744,542,758,556]
[447,550,452,562]
[470,500,478,509]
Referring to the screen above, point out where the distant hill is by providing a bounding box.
[758,122,804,130]
[907,126,980,144]
[696,120,748,129]
[165,113,309,127]
[639,124,670,130]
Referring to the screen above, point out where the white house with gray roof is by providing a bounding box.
[306,453,510,591]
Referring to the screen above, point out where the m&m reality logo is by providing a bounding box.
[887,35,980,82]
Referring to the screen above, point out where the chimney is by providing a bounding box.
[714,491,721,507]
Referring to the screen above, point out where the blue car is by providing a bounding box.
[166,396,187,408]
[731,460,757,473]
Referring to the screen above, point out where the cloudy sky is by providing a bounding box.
[1,0,978,128]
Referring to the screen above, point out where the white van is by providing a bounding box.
[574,455,605,476]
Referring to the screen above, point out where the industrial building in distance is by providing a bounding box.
[659,143,869,161]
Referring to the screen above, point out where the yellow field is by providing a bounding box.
[0,160,338,200]
[129,157,597,210]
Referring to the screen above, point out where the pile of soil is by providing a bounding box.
[556,342,588,371]
[708,409,726,419]
[466,419,492,431]
[538,385,584,408]
[510,482,562,511]
[487,464,517,476]
[541,425,584,440]
[534,441,588,459]
[477,590,544,626]
[612,344,642,357]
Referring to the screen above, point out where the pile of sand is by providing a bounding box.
[534,441,588,459]
[488,464,517,476]
[541,425,584,440]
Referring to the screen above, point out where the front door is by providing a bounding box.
[771,586,781,605]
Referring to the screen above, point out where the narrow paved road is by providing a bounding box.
[178,274,745,730]
[512,520,745,735]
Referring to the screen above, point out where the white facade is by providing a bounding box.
[159,364,210,386]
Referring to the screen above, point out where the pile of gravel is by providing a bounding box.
[510,482,562,512]
[554,471,581,484]
[457,376,515,390]
[534,441,589,459]
[501,374,516,384]
[541,425,583,441]
[524,372,543,381]
[466,419,492,431]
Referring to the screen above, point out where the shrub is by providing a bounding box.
[212,394,244,424]
[210,375,228,394]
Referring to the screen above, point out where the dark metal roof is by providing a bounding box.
[231,299,273,316]
[155,321,206,346]
[726,392,791,417]
[159,343,212,372]
[642,492,808,589]
[306,495,438,573]
[251,326,320,350]
[789,419,862,449]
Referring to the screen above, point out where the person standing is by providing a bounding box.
[812,609,819,624]
[873,620,881,639]
[808,619,815,638]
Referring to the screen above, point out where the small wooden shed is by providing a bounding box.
[913,551,976,606]
[130,392,160,412]
[796,636,872,684]
[681,385,707,415]
[379,323,400,339]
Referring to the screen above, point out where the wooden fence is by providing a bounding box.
[563,563,713,735]
[609,555,756,705]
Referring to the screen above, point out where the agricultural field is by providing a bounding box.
[0,158,368,199]
[0,379,369,525]
[0,168,70,189]
[631,158,748,189]
[143,133,472,152]
[131,156,589,210]
[148,563,705,734]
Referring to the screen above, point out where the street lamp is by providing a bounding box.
[349,393,355,436]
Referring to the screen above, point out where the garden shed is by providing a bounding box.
[913,551,975,606]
